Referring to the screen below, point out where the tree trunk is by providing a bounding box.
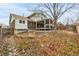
[54,19,57,30]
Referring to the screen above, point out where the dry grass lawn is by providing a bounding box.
[14,30,79,56]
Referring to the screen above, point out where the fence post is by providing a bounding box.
[0,25,2,40]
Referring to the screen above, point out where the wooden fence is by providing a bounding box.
[0,26,2,40]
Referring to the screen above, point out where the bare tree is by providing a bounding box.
[66,17,75,25]
[75,11,79,22]
[35,3,76,30]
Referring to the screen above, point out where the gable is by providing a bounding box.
[9,14,29,24]
[9,14,15,25]
[27,13,47,21]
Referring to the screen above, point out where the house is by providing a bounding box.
[9,13,54,34]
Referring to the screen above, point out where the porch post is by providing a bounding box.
[36,21,37,29]
[49,19,50,29]
[44,20,46,30]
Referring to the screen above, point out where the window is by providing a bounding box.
[46,25,49,28]
[50,25,54,28]
[46,20,49,24]
[19,20,25,24]
[23,20,25,24]
[19,20,22,23]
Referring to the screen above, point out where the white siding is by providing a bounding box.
[11,16,15,23]
[15,19,28,29]
[30,14,46,21]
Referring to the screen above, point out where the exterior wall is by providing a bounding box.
[15,19,28,30]
[76,26,79,34]
[14,29,27,34]
[10,19,28,34]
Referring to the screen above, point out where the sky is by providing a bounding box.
[0,3,79,25]
[0,3,37,25]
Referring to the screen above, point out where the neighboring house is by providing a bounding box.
[0,23,10,35]
[2,25,10,34]
[56,22,66,30]
[9,13,54,34]
[66,20,79,34]
[65,24,76,31]
[73,20,79,34]
[76,24,79,34]
[0,24,2,30]
[0,24,2,28]
[0,23,3,28]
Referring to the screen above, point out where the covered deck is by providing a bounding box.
[28,19,54,30]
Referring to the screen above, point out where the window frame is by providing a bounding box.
[19,20,25,24]
[23,20,25,24]
[19,20,22,23]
